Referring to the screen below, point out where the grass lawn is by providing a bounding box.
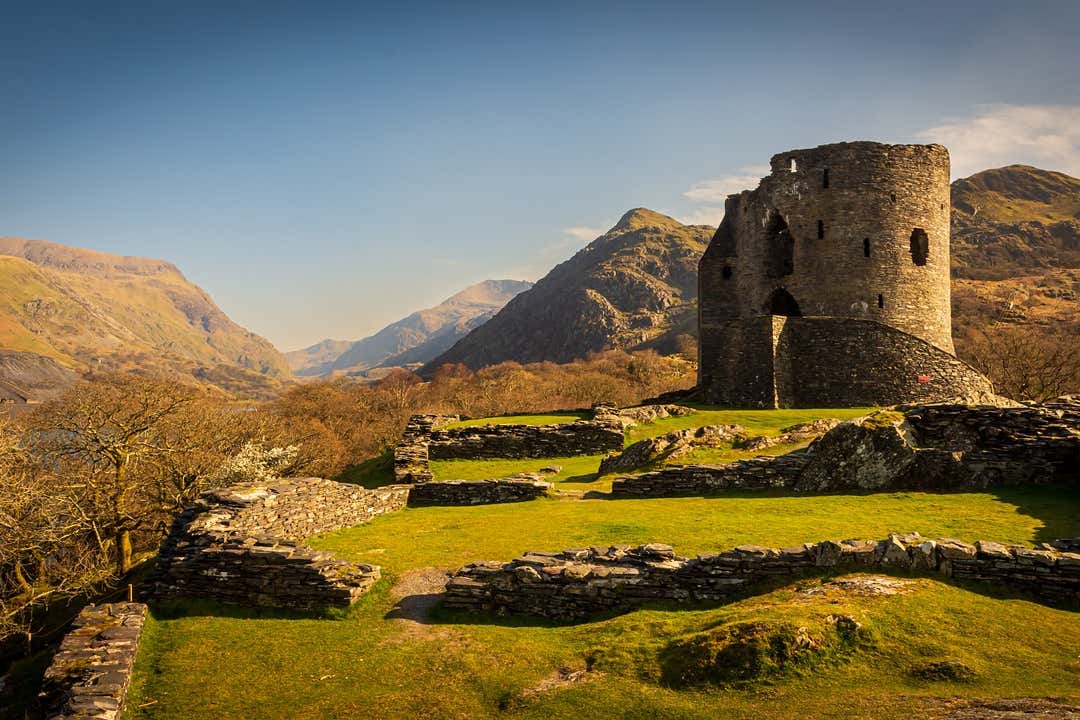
[124,485,1080,720]
[122,407,1080,719]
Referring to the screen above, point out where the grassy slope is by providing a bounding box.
[123,408,1080,720]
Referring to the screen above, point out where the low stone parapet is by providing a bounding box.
[444,533,1080,621]
[427,419,624,460]
[39,602,147,720]
[407,476,552,506]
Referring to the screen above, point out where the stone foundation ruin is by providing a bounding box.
[445,534,1080,621]
[147,478,409,609]
[612,398,1080,497]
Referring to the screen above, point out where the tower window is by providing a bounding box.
[765,212,794,278]
[822,168,829,188]
[878,293,884,309]
[817,220,824,239]
[910,228,929,266]
[722,265,732,279]
[789,158,797,172]
[890,192,896,203]
[863,238,871,257]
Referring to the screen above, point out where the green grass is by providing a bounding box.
[124,482,1080,720]
[121,406,1080,719]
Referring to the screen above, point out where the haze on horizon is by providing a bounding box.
[3,0,1079,351]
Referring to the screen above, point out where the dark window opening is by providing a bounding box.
[822,168,830,188]
[890,192,896,203]
[768,288,802,317]
[765,211,795,278]
[789,158,797,172]
[722,265,732,279]
[863,238,871,257]
[877,293,884,309]
[817,220,824,239]
[910,228,929,266]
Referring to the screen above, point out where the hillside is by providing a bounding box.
[949,166,1080,341]
[0,237,291,398]
[287,279,532,377]
[422,209,712,372]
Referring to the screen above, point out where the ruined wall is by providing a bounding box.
[444,534,1080,621]
[407,476,552,506]
[148,479,409,609]
[698,141,976,408]
[612,398,1079,497]
[427,419,624,460]
[39,603,147,720]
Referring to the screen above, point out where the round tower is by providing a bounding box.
[703,141,953,352]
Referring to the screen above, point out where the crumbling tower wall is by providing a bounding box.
[699,141,991,407]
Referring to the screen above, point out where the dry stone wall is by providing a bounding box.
[444,533,1080,621]
[148,478,409,609]
[407,476,553,506]
[427,419,624,460]
[39,603,147,720]
[612,399,1079,497]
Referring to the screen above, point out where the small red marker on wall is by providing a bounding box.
[918,375,932,383]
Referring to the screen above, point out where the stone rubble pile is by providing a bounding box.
[444,532,1080,621]
[147,478,409,609]
[598,424,746,475]
[39,603,147,720]
[592,402,697,428]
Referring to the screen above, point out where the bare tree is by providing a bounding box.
[962,325,1080,402]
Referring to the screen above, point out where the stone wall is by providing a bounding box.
[148,478,409,609]
[444,533,1080,622]
[700,315,992,408]
[39,603,147,720]
[612,399,1079,497]
[407,476,553,506]
[394,414,460,483]
[427,419,624,460]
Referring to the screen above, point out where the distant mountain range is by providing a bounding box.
[0,237,290,399]
[286,279,533,377]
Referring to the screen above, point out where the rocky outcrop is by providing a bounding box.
[592,402,697,428]
[39,603,147,720]
[599,424,746,475]
[147,478,409,609]
[407,476,552,506]
[736,418,841,452]
[611,400,1080,497]
[443,533,1080,622]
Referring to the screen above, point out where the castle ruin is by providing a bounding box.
[698,141,992,407]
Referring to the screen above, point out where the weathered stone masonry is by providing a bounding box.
[444,534,1080,622]
[611,399,1080,497]
[393,412,625,483]
[698,141,993,407]
[147,479,409,609]
[39,602,147,720]
[407,476,552,506]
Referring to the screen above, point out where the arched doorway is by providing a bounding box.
[768,288,802,317]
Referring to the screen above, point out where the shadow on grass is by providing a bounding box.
[336,451,396,489]
[988,484,1080,543]
[559,472,600,485]
[149,597,335,622]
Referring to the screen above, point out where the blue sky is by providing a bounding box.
[3,1,1079,350]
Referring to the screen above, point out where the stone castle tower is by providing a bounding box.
[698,141,992,407]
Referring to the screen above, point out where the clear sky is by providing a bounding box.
[3,1,1079,351]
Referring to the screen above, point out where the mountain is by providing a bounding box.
[286,279,533,377]
[948,166,1080,341]
[0,237,291,398]
[422,209,712,372]
[950,165,1080,280]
